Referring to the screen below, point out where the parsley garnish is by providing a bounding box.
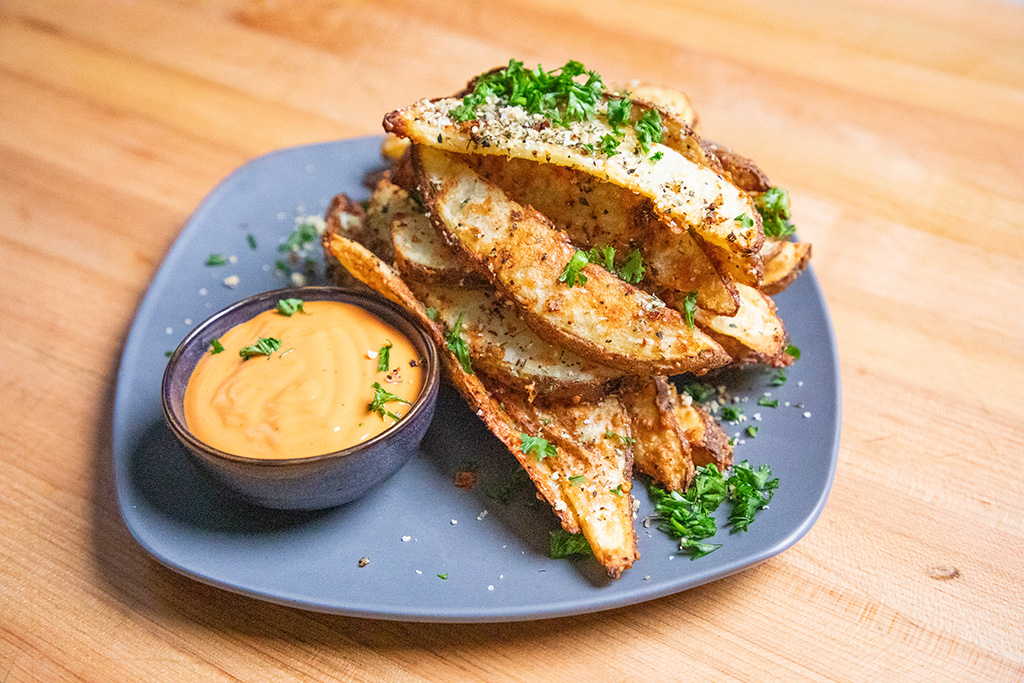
[618,248,645,283]
[275,298,305,316]
[649,151,664,162]
[605,96,632,133]
[209,339,224,355]
[444,312,473,374]
[746,425,759,438]
[756,187,797,239]
[425,307,438,321]
[568,474,587,486]
[726,461,779,531]
[720,405,743,422]
[586,244,616,271]
[205,253,228,266]
[733,213,754,229]
[599,133,621,157]
[634,108,664,155]
[377,340,392,372]
[558,250,590,288]
[246,234,258,250]
[682,382,716,404]
[757,396,779,408]
[369,381,411,422]
[770,370,787,387]
[437,573,448,580]
[238,336,281,360]
[605,430,636,445]
[682,291,698,330]
[648,461,778,558]
[452,59,605,128]
[610,484,624,497]
[786,344,801,360]
[520,434,557,461]
[549,529,593,559]
[279,220,320,253]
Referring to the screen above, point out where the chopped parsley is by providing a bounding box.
[733,213,754,229]
[568,474,587,486]
[786,344,801,360]
[444,312,473,374]
[634,108,664,155]
[377,340,393,372]
[425,307,438,321]
[681,291,698,330]
[720,405,743,422]
[610,484,624,497]
[238,336,281,360]
[599,133,621,157]
[369,382,411,422]
[746,425,759,438]
[649,151,664,162]
[275,298,306,316]
[756,187,797,239]
[246,234,258,250]
[279,219,320,253]
[549,529,593,559]
[757,396,779,408]
[437,573,448,580]
[618,248,645,283]
[451,59,605,128]
[587,244,616,272]
[209,339,224,355]
[205,253,228,266]
[520,434,557,461]
[605,96,632,133]
[770,370,787,387]
[648,461,778,559]
[558,250,590,288]
[605,430,636,445]
[682,381,716,404]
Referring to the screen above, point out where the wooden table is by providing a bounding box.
[2,0,1022,680]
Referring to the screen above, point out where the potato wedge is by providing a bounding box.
[464,154,740,316]
[761,239,812,295]
[619,377,695,492]
[497,389,638,578]
[415,145,731,375]
[704,141,773,194]
[384,97,765,286]
[696,283,792,367]
[669,388,733,470]
[405,278,625,402]
[321,231,581,528]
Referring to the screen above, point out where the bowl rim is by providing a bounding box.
[161,285,440,468]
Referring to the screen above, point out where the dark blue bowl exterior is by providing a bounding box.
[161,286,440,510]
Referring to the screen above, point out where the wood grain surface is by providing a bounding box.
[2,0,1023,680]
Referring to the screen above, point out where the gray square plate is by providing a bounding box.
[113,136,841,622]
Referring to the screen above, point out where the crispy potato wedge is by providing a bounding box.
[619,377,695,492]
[324,193,368,289]
[384,97,765,286]
[696,283,792,367]
[761,239,812,295]
[497,389,638,578]
[323,231,638,578]
[322,232,581,525]
[464,154,740,316]
[385,180,486,286]
[405,278,625,402]
[669,388,733,470]
[415,145,731,375]
[704,141,773,194]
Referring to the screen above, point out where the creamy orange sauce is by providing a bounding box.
[184,301,424,459]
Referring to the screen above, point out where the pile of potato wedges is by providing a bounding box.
[322,65,811,578]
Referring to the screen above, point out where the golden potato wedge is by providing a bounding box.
[405,278,625,402]
[703,141,773,194]
[619,377,695,492]
[464,154,740,317]
[761,240,812,295]
[384,96,765,286]
[670,388,733,470]
[414,145,731,375]
[696,283,792,367]
[498,388,638,578]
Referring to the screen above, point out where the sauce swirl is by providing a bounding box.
[183,300,424,459]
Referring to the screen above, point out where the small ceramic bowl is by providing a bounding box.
[161,286,439,510]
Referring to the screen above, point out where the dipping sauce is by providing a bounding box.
[183,300,425,459]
